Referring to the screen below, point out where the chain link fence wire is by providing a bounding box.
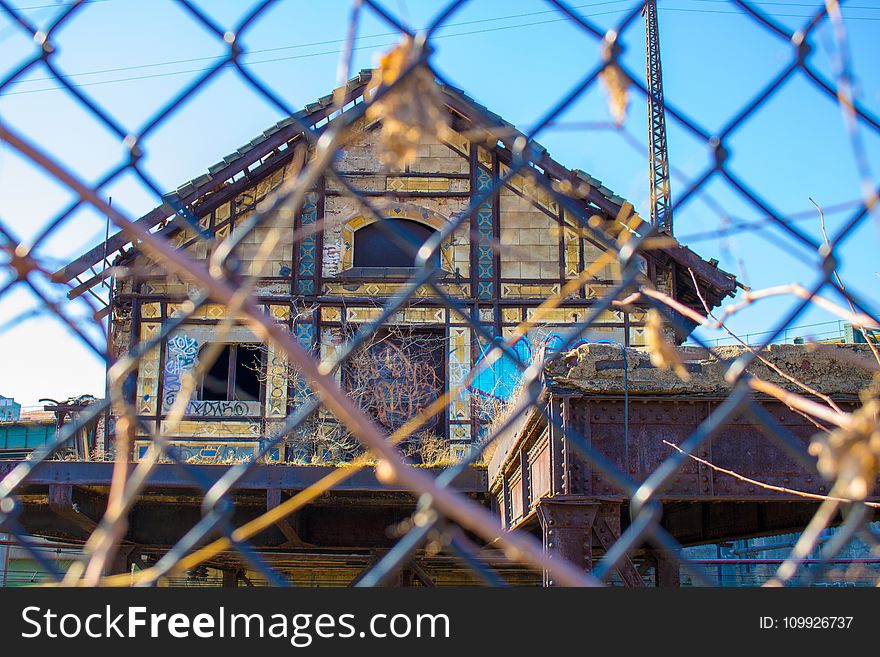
[0,0,879,587]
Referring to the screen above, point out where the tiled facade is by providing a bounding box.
[102,88,730,464]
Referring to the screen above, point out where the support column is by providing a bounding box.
[267,489,309,547]
[394,568,415,588]
[537,497,645,587]
[106,545,139,576]
[222,568,241,588]
[591,502,644,588]
[536,497,599,587]
[652,550,681,588]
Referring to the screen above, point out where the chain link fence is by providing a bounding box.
[0,0,879,587]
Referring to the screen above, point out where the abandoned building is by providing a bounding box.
[33,71,879,587]
[55,70,737,465]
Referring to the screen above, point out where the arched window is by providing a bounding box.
[353,219,440,268]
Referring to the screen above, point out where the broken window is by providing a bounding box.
[199,343,262,401]
[353,219,440,268]
[343,328,446,436]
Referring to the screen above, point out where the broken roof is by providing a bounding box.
[55,69,738,307]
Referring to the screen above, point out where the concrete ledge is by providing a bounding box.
[545,343,876,397]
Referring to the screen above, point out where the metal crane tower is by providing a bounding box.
[644,0,673,233]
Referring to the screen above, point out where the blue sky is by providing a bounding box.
[1,0,879,407]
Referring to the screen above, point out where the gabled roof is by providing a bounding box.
[54,69,738,308]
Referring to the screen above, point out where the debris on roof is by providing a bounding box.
[545,343,875,397]
[54,68,737,309]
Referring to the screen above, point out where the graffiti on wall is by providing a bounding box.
[163,334,199,411]
[136,441,258,463]
[184,400,252,417]
[346,333,444,433]
[469,334,594,401]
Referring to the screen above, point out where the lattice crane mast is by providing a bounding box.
[643,0,673,233]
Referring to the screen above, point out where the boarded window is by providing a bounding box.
[200,344,262,401]
[353,219,440,268]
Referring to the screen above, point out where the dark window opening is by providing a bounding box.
[199,343,262,401]
[201,345,231,400]
[353,219,440,268]
[234,347,262,401]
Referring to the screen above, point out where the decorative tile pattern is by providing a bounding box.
[386,176,459,193]
[215,202,231,223]
[294,318,314,350]
[291,315,315,403]
[345,307,446,324]
[320,306,342,322]
[500,283,561,298]
[323,282,471,298]
[136,323,160,415]
[341,224,354,271]
[158,420,260,437]
[141,302,161,319]
[265,343,288,418]
[502,308,522,323]
[447,326,471,425]
[525,307,586,324]
[564,224,580,277]
[475,165,495,300]
[270,304,291,321]
[297,191,318,295]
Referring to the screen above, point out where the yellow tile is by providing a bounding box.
[141,302,161,319]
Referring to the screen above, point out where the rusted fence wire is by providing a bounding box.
[0,0,879,587]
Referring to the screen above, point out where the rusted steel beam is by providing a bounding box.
[267,488,310,548]
[491,397,877,504]
[68,268,113,300]
[408,560,437,587]
[590,504,643,587]
[107,545,140,576]
[47,483,97,534]
[650,549,681,588]
[536,497,599,587]
[221,567,242,588]
[549,398,565,496]
[661,243,736,295]
[1,460,487,494]
[348,551,383,587]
